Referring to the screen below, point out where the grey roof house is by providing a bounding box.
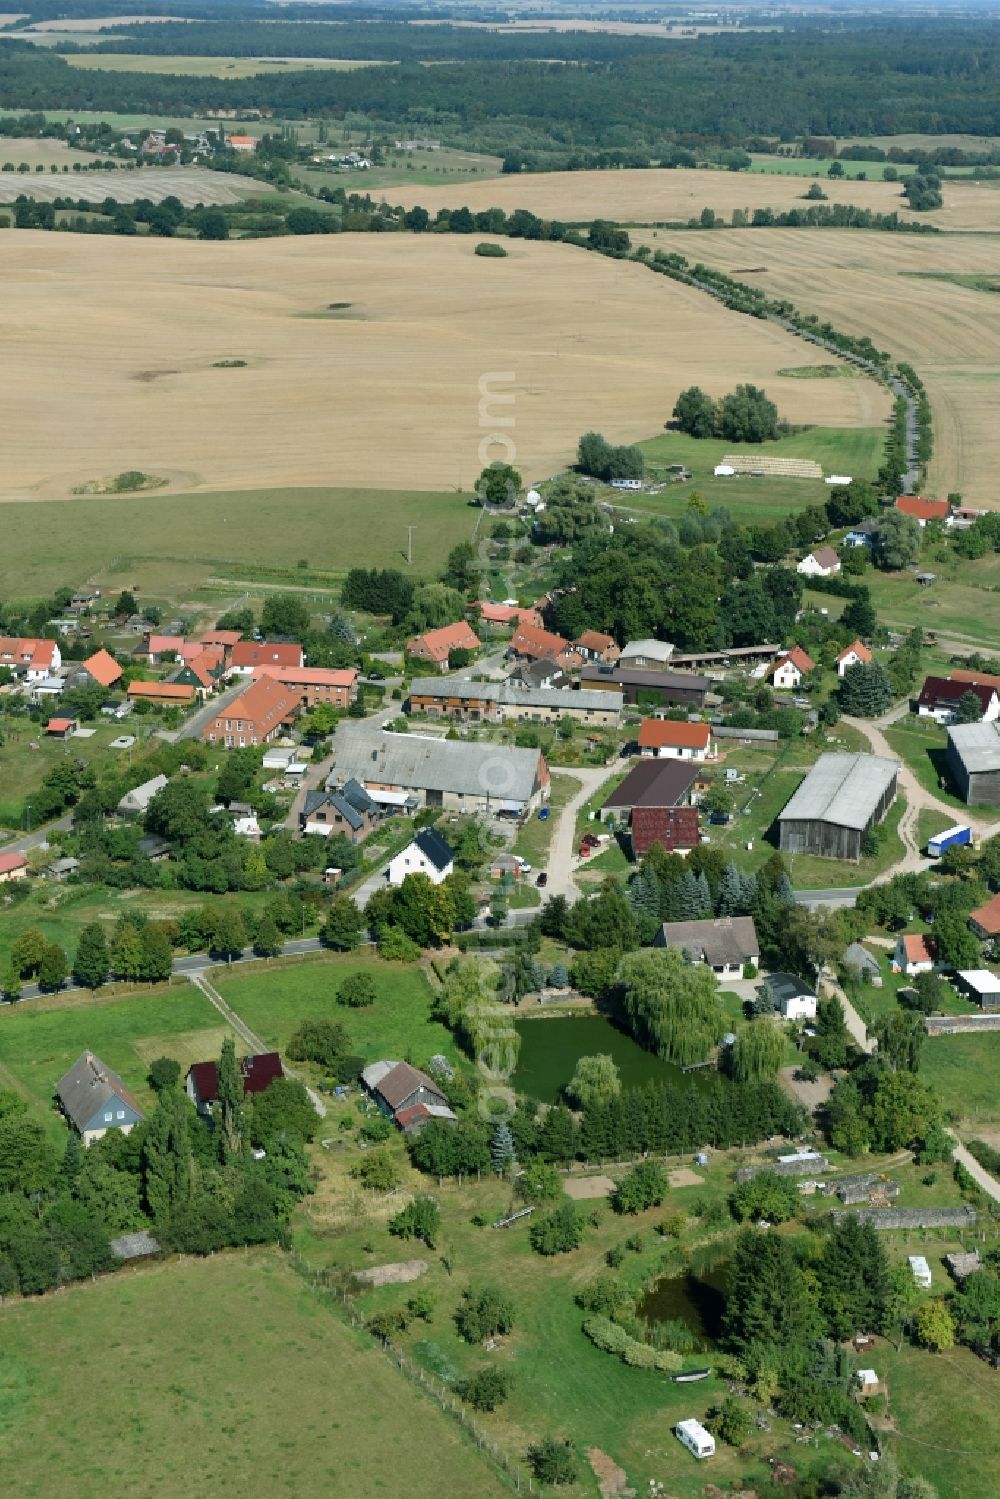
[654,916,759,979]
[332,726,548,815]
[842,942,881,982]
[117,773,169,817]
[301,777,379,841]
[361,1059,457,1133]
[57,1052,145,1146]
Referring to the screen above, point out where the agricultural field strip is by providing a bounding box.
[0,230,885,503]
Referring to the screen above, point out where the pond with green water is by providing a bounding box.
[513,1013,717,1104]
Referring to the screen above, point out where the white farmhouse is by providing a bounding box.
[386,827,455,887]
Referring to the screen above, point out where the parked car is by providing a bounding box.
[367,670,385,681]
[582,833,600,849]
[536,871,548,888]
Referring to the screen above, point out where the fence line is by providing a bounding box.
[287,1252,534,1493]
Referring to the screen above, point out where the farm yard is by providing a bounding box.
[0,229,885,503]
[638,226,1000,510]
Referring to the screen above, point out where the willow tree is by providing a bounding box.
[616,948,723,1067]
[730,1020,787,1082]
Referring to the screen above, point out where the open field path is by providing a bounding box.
[948,1133,1000,1205]
[190,968,327,1118]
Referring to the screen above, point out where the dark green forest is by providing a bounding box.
[1,19,1000,150]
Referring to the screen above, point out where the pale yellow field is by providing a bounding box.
[0,230,886,501]
[23,13,193,28]
[389,166,1000,232]
[0,136,105,169]
[637,227,1000,507]
[62,52,386,77]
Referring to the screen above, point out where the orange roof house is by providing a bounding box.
[230,641,304,674]
[835,640,873,677]
[970,892,1000,940]
[769,646,815,686]
[574,631,620,664]
[0,636,60,678]
[895,496,949,526]
[638,719,714,759]
[406,621,480,669]
[509,622,582,670]
[254,665,358,708]
[892,932,936,974]
[127,680,196,704]
[81,648,123,689]
[204,674,298,748]
[473,601,544,629]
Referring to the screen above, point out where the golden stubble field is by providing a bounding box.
[638,227,1000,507]
[0,231,886,501]
[389,166,1000,232]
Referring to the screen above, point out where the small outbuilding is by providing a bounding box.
[909,1254,932,1289]
[764,972,818,1022]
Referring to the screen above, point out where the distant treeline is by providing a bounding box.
[2,19,1000,150]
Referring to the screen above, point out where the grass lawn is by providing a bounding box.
[917,806,957,851]
[885,719,1000,818]
[0,1251,509,1498]
[748,153,915,181]
[0,983,230,1135]
[628,426,884,524]
[0,485,472,599]
[922,1030,1000,1130]
[213,951,458,1069]
[865,567,1000,654]
[0,723,130,832]
[880,1341,1000,1499]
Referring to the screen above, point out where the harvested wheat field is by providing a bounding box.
[389,166,914,225]
[0,165,260,205]
[641,227,1000,507]
[0,230,885,501]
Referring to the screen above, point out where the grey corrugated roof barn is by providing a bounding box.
[332,727,547,813]
[778,752,898,861]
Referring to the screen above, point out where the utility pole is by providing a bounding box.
[407,526,415,566]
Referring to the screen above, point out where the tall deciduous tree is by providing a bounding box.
[216,1036,247,1161]
[617,948,723,1066]
[73,923,109,990]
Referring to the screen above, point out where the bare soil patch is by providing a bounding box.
[352,1259,428,1287]
[564,1174,615,1200]
[0,231,885,501]
[587,1447,635,1499]
[779,1065,834,1112]
[667,1167,704,1188]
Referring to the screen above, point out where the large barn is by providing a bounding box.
[946,720,1000,805]
[777,752,899,862]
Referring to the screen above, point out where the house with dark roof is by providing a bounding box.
[186,1052,283,1116]
[602,759,701,858]
[57,1052,145,1146]
[301,778,379,841]
[361,1059,456,1132]
[763,972,818,1021]
[387,827,454,887]
[947,720,1000,805]
[918,676,1000,726]
[654,916,759,979]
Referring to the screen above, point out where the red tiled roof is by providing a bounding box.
[184,651,219,690]
[970,891,1000,937]
[255,666,358,688]
[0,637,56,670]
[950,667,1000,693]
[575,630,618,653]
[896,496,949,522]
[82,648,122,688]
[406,621,480,664]
[631,806,700,858]
[210,674,297,739]
[836,640,872,666]
[146,634,184,656]
[230,641,304,671]
[638,718,711,751]
[128,680,196,701]
[0,851,27,876]
[45,717,75,732]
[188,1052,282,1104]
[771,646,815,678]
[510,622,574,662]
[199,629,242,649]
[901,933,934,964]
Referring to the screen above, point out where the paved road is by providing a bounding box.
[793,886,865,910]
[545,760,628,903]
[949,1133,1000,1205]
[0,812,73,854]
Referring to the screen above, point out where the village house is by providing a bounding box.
[254,664,358,709]
[117,773,169,817]
[186,1052,283,1116]
[204,674,298,748]
[405,677,622,728]
[386,827,455,887]
[45,716,77,739]
[0,851,28,884]
[0,636,60,681]
[843,520,880,548]
[229,641,305,676]
[227,134,258,152]
[918,675,1000,726]
[406,620,481,671]
[80,648,123,690]
[637,718,715,761]
[768,646,815,691]
[300,779,379,841]
[797,545,842,578]
[892,933,936,976]
[127,680,197,708]
[144,633,185,665]
[361,1059,456,1132]
[57,1052,144,1146]
[173,651,223,698]
[601,759,701,857]
[581,664,710,710]
[654,916,759,980]
[471,601,543,630]
[508,622,581,671]
[835,640,872,678]
[332,726,549,816]
[619,638,674,670]
[895,496,950,527]
[969,890,1000,941]
[573,630,620,665]
[764,972,819,1021]
[508,657,571,692]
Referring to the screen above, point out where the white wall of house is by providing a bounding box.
[780,993,818,1021]
[892,938,934,975]
[387,843,453,887]
[797,555,835,578]
[837,651,865,678]
[772,662,802,690]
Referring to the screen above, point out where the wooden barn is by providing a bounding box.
[777,752,898,862]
